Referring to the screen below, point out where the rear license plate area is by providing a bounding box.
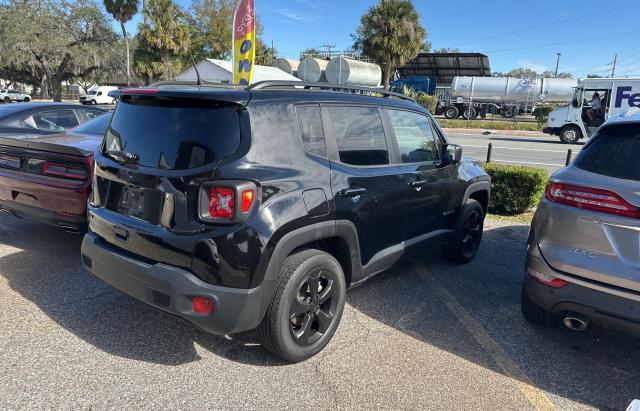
[110,184,163,224]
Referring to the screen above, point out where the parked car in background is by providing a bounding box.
[80,82,490,362]
[79,86,118,105]
[522,109,640,336]
[0,112,111,232]
[0,89,31,103]
[0,102,107,139]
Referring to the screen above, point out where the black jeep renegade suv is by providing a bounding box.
[81,81,490,362]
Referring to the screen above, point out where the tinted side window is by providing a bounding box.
[326,106,389,166]
[387,110,440,163]
[296,106,326,157]
[31,110,79,131]
[574,123,640,181]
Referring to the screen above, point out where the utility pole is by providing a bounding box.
[271,40,275,66]
[320,44,336,59]
[554,53,561,78]
[611,54,618,78]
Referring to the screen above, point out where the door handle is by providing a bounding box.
[409,180,428,188]
[339,188,367,198]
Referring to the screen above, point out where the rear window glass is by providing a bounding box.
[326,106,389,166]
[103,100,240,170]
[72,112,111,135]
[296,106,326,157]
[575,123,640,181]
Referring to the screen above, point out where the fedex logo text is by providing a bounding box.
[615,86,640,108]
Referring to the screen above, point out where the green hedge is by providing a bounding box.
[484,163,548,214]
[438,119,543,131]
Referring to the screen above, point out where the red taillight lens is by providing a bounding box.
[192,296,214,314]
[545,182,639,218]
[208,186,235,220]
[43,161,89,180]
[527,267,568,288]
[241,189,254,213]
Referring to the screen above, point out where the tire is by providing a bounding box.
[502,106,516,118]
[258,249,346,362]
[23,96,30,102]
[520,288,555,326]
[444,106,459,119]
[442,199,484,263]
[462,106,476,120]
[3,96,10,103]
[559,125,581,144]
[111,99,117,105]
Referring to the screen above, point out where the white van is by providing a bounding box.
[79,86,119,105]
[545,78,640,143]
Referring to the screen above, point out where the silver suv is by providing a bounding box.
[522,109,640,335]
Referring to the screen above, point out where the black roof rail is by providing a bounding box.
[149,80,243,88]
[248,80,416,102]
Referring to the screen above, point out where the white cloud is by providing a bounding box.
[516,59,550,73]
[274,8,317,23]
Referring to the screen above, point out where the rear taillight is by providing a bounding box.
[545,182,640,218]
[198,181,257,223]
[527,267,568,288]
[43,161,89,180]
[208,186,235,220]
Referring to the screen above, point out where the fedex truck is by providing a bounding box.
[544,78,640,143]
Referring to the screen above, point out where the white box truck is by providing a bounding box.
[79,86,118,105]
[544,78,640,143]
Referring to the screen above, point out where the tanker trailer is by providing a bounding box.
[325,57,382,87]
[442,76,577,119]
[296,57,329,82]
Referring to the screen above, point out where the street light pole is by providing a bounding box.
[554,53,561,78]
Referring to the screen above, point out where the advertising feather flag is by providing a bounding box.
[233,0,256,85]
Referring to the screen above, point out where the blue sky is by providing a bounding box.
[121,0,640,77]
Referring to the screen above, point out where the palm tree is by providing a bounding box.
[354,0,427,89]
[138,0,190,80]
[104,0,138,86]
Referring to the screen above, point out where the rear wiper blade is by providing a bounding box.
[104,149,139,164]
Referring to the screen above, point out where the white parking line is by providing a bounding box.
[460,144,578,154]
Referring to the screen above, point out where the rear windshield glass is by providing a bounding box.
[72,112,111,135]
[574,123,640,181]
[103,100,240,170]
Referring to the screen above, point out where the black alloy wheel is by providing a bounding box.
[442,199,485,263]
[460,207,483,259]
[289,270,338,346]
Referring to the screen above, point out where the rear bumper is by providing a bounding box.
[0,199,86,232]
[525,243,640,336]
[81,232,270,335]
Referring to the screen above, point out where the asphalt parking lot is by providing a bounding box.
[1,213,639,410]
[447,131,583,174]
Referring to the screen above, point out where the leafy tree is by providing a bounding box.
[255,38,276,66]
[300,48,321,59]
[586,73,601,78]
[507,67,538,78]
[0,0,117,101]
[103,0,138,86]
[433,47,460,53]
[353,0,427,89]
[188,0,238,61]
[136,0,190,80]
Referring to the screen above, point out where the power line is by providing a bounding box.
[451,6,628,48]
[484,31,637,53]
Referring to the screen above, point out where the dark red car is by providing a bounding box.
[0,113,111,232]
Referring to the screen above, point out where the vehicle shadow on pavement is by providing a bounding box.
[346,222,640,410]
[0,215,286,367]
[2,216,640,408]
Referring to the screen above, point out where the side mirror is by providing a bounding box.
[444,144,462,165]
[107,89,120,99]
